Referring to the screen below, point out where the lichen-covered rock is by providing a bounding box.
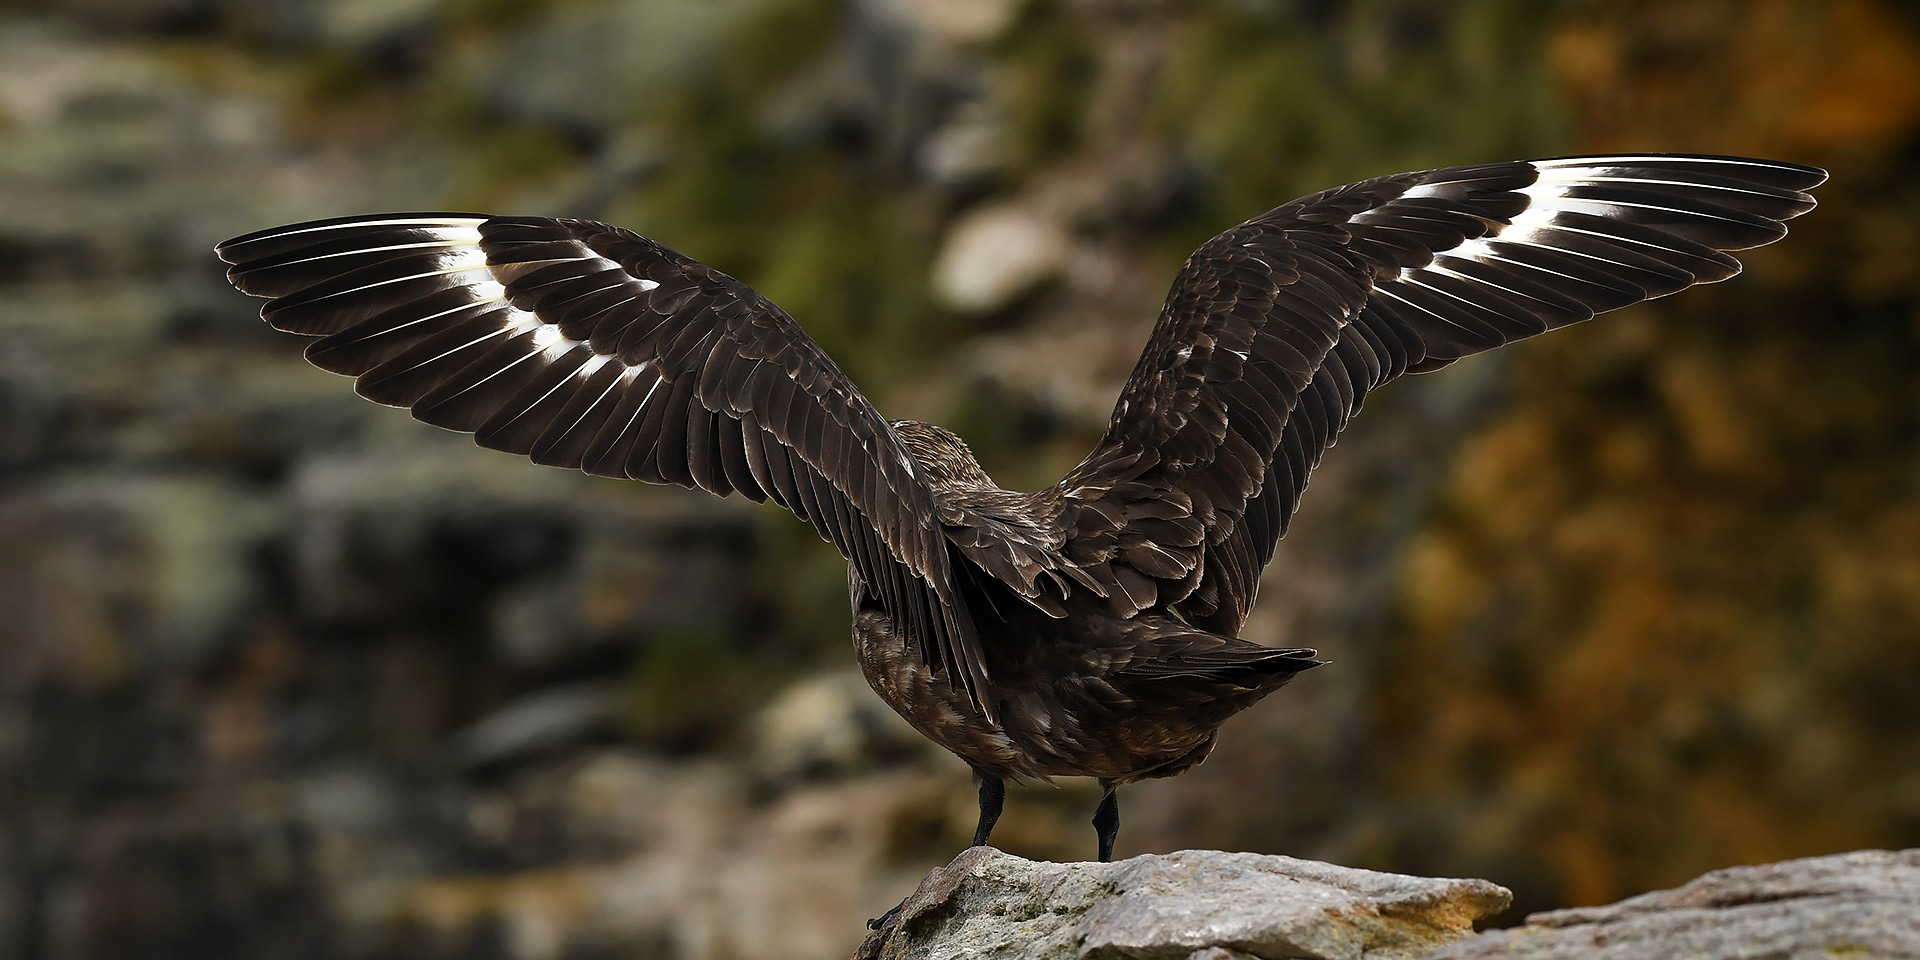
[1427,849,1920,960]
[856,847,1511,960]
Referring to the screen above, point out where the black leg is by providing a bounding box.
[1092,783,1120,863]
[872,776,1008,930]
[972,776,1005,848]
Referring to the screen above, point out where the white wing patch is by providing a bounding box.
[1346,155,1822,364]
[1409,160,1747,298]
[418,231,657,385]
[220,216,679,418]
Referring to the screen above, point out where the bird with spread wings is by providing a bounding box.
[219,154,1823,866]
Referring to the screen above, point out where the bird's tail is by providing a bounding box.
[1117,630,1323,687]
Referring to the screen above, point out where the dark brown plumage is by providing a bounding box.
[217,154,1824,867]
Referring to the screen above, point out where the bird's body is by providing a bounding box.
[856,419,1320,788]
[853,553,1313,786]
[218,154,1824,864]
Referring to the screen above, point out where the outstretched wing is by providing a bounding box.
[1055,155,1825,634]
[218,215,993,712]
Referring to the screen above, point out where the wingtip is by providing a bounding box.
[214,213,496,275]
[1780,160,1830,191]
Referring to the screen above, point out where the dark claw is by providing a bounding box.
[866,898,906,931]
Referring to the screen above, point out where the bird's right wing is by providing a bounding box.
[1051,155,1825,634]
[218,215,995,713]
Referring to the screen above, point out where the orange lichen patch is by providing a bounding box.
[1744,0,1920,147]
[1549,0,1920,154]
[1813,508,1920,629]
[201,630,299,769]
[1545,823,1620,908]
[1548,577,1676,710]
[1445,411,1568,549]
[395,869,598,960]
[1656,352,1765,477]
[1399,533,1490,641]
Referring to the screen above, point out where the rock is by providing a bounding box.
[455,682,625,768]
[1427,849,1920,960]
[920,106,1011,188]
[856,847,1511,960]
[319,0,446,49]
[529,761,958,960]
[750,670,930,783]
[458,0,781,132]
[863,0,1025,47]
[931,204,1073,314]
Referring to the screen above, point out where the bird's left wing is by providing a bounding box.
[1050,155,1824,635]
[218,215,993,711]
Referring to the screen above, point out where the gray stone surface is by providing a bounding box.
[1428,849,1920,960]
[855,847,1512,960]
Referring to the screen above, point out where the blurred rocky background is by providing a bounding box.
[1,1,1917,958]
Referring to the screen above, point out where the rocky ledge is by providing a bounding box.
[855,847,1512,960]
[1431,848,1920,960]
[857,848,1920,960]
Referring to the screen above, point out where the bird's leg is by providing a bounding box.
[1092,781,1120,863]
[870,776,1008,931]
[971,776,1005,848]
